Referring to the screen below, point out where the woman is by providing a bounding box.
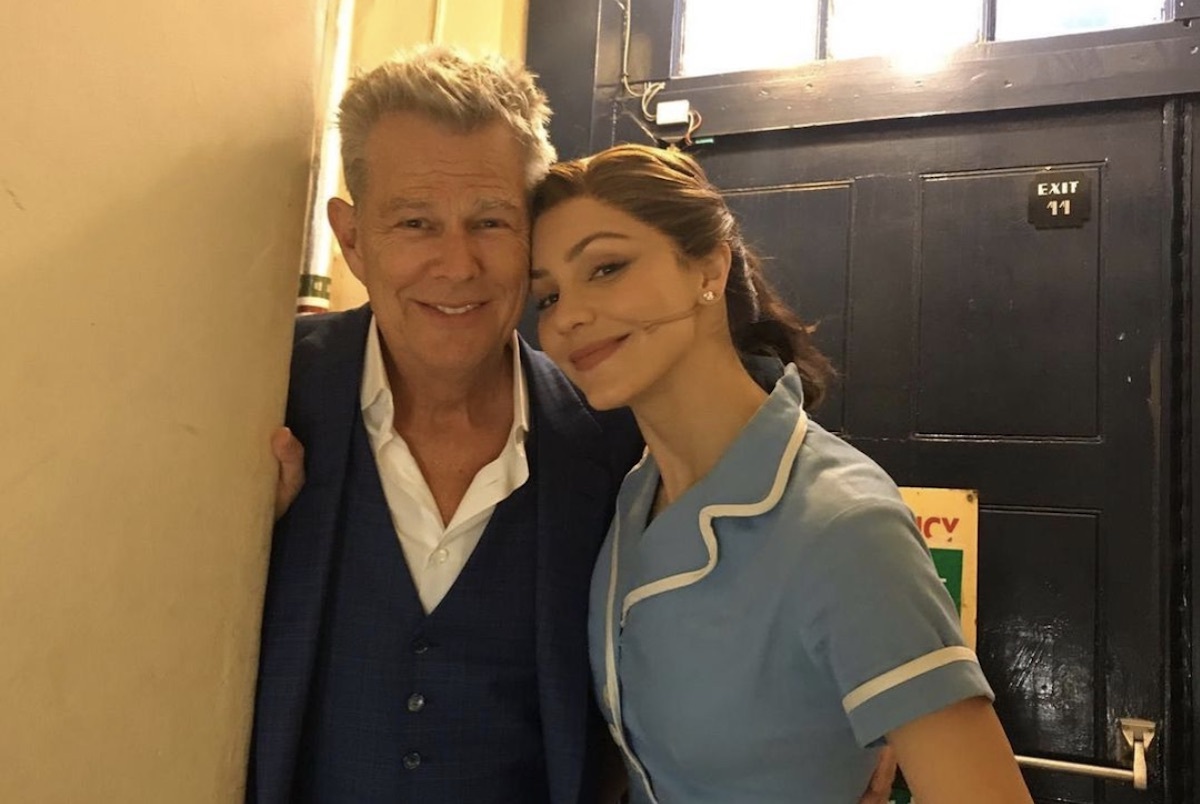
[529,144,1033,804]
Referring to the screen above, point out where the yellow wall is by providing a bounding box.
[0,1,318,801]
[328,0,530,311]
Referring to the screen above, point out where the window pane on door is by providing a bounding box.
[995,0,1168,41]
[676,0,819,77]
[827,0,981,61]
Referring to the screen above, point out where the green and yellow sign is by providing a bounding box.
[897,487,978,649]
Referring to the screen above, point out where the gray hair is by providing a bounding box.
[337,45,556,202]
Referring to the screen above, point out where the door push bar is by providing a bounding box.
[1014,719,1155,791]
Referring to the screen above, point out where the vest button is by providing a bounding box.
[402,751,421,770]
[407,693,426,713]
[412,638,431,654]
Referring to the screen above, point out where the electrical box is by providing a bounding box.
[655,99,691,126]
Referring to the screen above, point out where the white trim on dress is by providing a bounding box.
[601,410,810,803]
[841,645,981,714]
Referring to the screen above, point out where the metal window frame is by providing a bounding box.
[673,0,827,79]
[596,1,1200,141]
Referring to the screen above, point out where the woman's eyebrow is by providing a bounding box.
[531,231,633,279]
[565,231,630,261]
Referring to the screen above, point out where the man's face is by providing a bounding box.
[330,113,530,380]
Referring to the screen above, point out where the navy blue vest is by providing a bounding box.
[296,416,549,803]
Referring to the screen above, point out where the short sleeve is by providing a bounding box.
[794,498,994,747]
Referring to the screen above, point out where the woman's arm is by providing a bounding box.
[888,696,1033,804]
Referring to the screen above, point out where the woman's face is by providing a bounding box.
[531,196,715,411]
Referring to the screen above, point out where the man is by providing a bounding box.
[249,46,896,804]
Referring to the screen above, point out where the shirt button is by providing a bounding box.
[407,693,426,713]
[402,751,421,770]
[412,638,431,655]
[432,547,450,564]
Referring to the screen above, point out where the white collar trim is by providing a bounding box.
[600,407,810,804]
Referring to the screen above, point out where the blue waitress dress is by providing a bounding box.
[589,365,994,803]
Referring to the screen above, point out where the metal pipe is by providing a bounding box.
[297,0,356,313]
[1014,755,1136,785]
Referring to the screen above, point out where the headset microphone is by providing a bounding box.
[632,301,702,332]
[606,290,716,332]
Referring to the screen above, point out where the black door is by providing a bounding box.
[526,5,1195,801]
[685,103,1177,804]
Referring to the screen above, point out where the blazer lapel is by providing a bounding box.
[524,344,619,804]
[252,306,371,804]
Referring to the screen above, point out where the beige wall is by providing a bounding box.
[0,1,319,801]
[328,0,530,311]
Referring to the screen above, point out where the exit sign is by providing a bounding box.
[1028,171,1091,229]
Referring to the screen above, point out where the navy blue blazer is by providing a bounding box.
[247,305,642,804]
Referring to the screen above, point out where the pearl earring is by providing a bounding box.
[701,290,716,302]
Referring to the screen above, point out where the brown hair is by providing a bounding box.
[532,144,834,410]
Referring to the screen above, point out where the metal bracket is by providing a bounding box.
[1014,717,1156,791]
[1119,718,1156,791]
[1179,0,1200,23]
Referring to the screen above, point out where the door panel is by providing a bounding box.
[916,167,1102,438]
[980,508,1100,802]
[663,104,1173,803]
[724,184,852,431]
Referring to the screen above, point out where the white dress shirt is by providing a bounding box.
[360,318,530,613]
